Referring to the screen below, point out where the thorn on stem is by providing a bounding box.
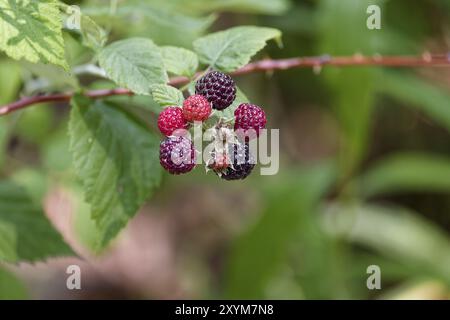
[422,51,432,63]
[320,54,332,64]
[372,53,383,62]
[353,52,364,62]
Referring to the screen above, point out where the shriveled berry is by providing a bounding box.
[158,106,188,136]
[208,150,229,171]
[182,94,212,122]
[195,71,236,110]
[234,103,267,139]
[219,143,255,180]
[160,136,196,174]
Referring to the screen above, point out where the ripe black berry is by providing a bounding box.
[219,143,255,180]
[195,71,236,110]
[160,136,196,174]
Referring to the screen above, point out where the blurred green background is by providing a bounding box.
[0,0,450,299]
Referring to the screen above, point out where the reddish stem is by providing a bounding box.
[0,53,449,116]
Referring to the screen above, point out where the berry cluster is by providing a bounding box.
[158,70,267,181]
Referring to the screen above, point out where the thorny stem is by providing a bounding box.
[0,53,449,116]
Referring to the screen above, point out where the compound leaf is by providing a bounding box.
[193,26,281,72]
[69,95,162,250]
[98,38,168,95]
[0,0,68,69]
[0,181,73,262]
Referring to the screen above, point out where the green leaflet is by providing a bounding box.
[185,0,289,15]
[82,2,215,48]
[358,153,450,198]
[317,0,383,177]
[378,71,450,131]
[324,204,450,283]
[161,46,199,78]
[193,26,281,72]
[0,120,7,169]
[98,38,168,95]
[0,181,73,263]
[0,0,68,69]
[68,95,162,250]
[60,3,107,51]
[151,84,184,107]
[0,267,28,299]
[0,60,22,168]
[225,163,336,298]
[0,61,22,105]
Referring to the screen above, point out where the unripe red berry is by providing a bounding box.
[157,106,188,136]
[182,95,212,122]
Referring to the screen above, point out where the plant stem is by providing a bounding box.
[0,53,449,116]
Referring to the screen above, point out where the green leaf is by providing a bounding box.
[78,14,107,50]
[0,0,68,69]
[318,0,383,176]
[377,71,450,131]
[60,3,107,50]
[98,38,168,95]
[151,84,184,107]
[83,2,215,48]
[0,267,28,299]
[0,120,7,169]
[379,280,450,300]
[11,169,48,204]
[42,126,73,173]
[225,163,335,298]
[15,106,53,145]
[186,0,289,15]
[66,183,102,253]
[267,5,316,35]
[0,61,22,168]
[0,181,73,262]
[324,204,450,283]
[358,153,450,198]
[161,46,198,77]
[69,95,162,250]
[326,68,376,176]
[193,26,281,72]
[0,61,22,105]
